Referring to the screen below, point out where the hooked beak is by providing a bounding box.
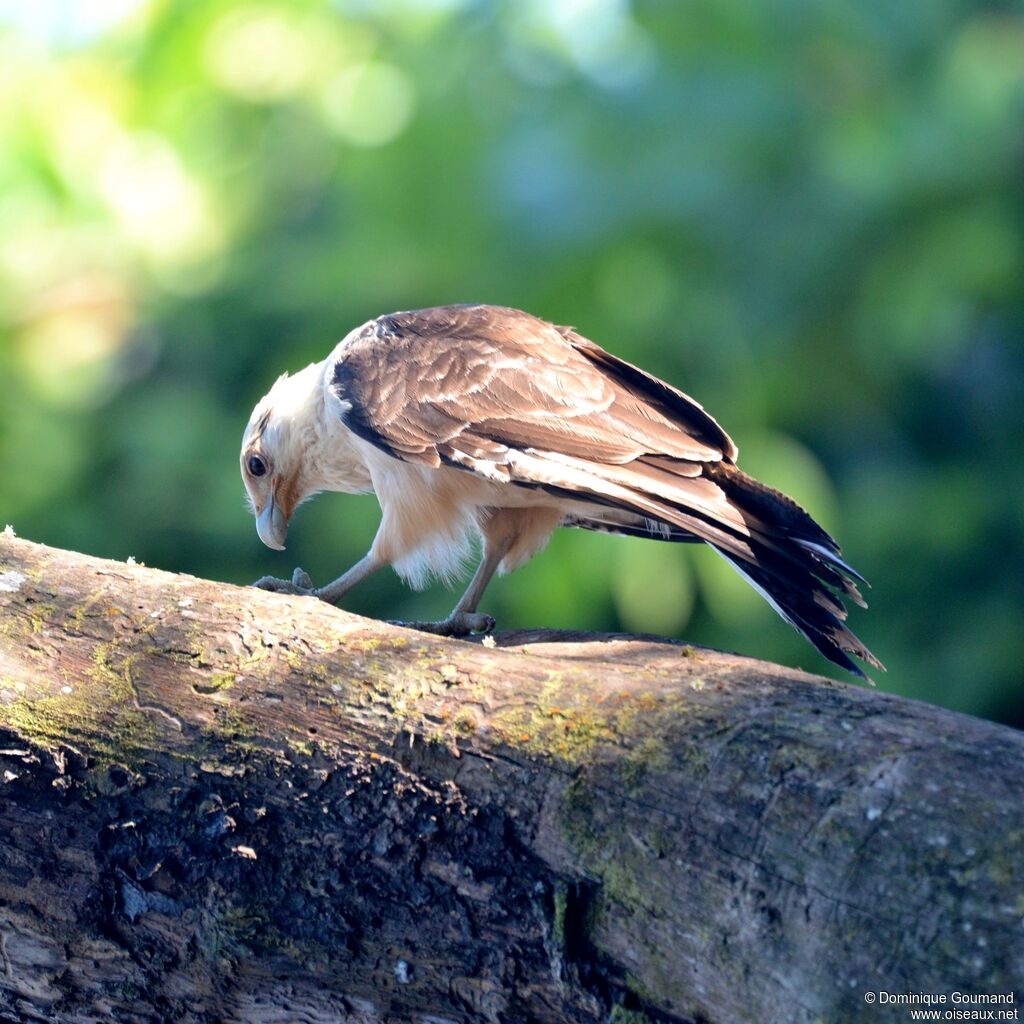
[256,495,288,551]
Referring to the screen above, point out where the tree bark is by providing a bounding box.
[0,535,1020,1024]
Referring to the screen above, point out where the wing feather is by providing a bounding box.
[327,304,879,676]
[329,304,733,469]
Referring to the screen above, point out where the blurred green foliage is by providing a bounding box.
[1,0,1022,723]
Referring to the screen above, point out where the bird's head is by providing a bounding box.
[241,363,325,551]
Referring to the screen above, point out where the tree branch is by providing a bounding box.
[0,535,1020,1023]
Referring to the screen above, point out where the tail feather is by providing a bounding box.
[551,456,881,678]
[695,463,882,675]
[793,538,869,608]
[717,549,883,680]
[509,448,880,678]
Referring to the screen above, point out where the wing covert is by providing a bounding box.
[327,304,735,473]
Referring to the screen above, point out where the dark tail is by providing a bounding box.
[703,463,883,679]
[565,459,883,679]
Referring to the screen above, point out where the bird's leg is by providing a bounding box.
[253,553,383,605]
[314,554,384,605]
[392,535,511,638]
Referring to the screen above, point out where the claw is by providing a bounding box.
[252,571,313,597]
[461,612,495,634]
[389,610,496,638]
[292,567,314,590]
[252,575,294,593]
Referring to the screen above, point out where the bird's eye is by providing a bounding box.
[247,454,267,478]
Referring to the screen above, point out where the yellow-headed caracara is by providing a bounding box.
[241,304,881,678]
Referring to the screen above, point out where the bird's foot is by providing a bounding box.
[388,611,496,638]
[252,567,317,598]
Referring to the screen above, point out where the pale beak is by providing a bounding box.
[256,497,288,551]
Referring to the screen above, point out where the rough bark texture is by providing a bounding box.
[0,535,1020,1024]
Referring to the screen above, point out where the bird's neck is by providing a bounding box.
[303,371,375,495]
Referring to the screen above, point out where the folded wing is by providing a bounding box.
[328,304,881,677]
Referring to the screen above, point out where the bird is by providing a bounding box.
[241,304,881,678]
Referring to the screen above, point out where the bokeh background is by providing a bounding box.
[1,0,1022,723]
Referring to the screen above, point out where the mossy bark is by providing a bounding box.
[0,536,1020,1023]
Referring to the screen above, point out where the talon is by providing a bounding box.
[253,575,293,593]
[251,574,313,596]
[387,611,496,638]
[462,612,495,634]
[292,568,314,590]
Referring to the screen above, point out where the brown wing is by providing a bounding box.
[328,304,736,471]
[327,304,880,678]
